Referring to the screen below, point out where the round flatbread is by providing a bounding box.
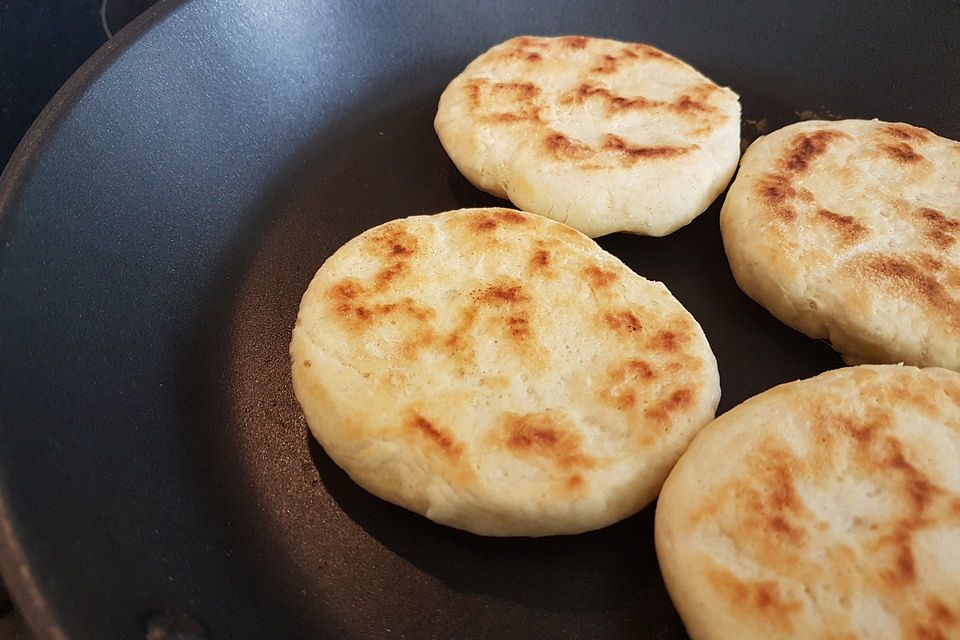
[721,118,960,371]
[434,36,741,238]
[291,207,719,536]
[656,364,960,640]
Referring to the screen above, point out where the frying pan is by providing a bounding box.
[1,0,958,638]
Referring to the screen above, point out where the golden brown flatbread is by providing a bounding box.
[656,364,960,640]
[435,36,741,237]
[291,207,720,536]
[721,119,960,371]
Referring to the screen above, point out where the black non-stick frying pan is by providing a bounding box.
[1,1,958,638]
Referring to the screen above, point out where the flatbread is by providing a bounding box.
[656,364,960,640]
[291,207,719,536]
[434,36,741,237]
[721,118,960,371]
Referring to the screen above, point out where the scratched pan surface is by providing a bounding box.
[1,0,958,638]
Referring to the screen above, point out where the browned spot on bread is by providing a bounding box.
[328,279,371,326]
[500,412,595,470]
[860,432,953,591]
[601,134,695,164]
[457,279,546,363]
[706,566,801,628]
[557,223,589,244]
[628,43,682,64]
[396,318,439,361]
[599,359,657,410]
[365,224,419,290]
[583,265,619,288]
[559,82,720,128]
[560,35,589,49]
[768,515,795,536]
[544,130,695,166]
[914,626,949,640]
[890,381,941,417]
[491,112,537,124]
[635,43,666,58]
[367,223,419,259]
[592,53,619,73]
[328,279,436,330]
[816,208,869,243]
[441,306,478,368]
[929,599,957,625]
[375,298,435,322]
[615,389,637,409]
[465,79,543,124]
[492,81,539,100]
[513,36,548,49]
[407,414,462,458]
[780,129,846,173]
[544,132,592,161]
[478,283,530,305]
[880,142,923,163]
[302,359,311,368]
[670,93,718,116]
[841,417,875,446]
[473,215,499,232]
[561,83,601,103]
[767,464,802,514]
[880,122,933,144]
[756,174,800,221]
[467,209,528,233]
[608,94,659,112]
[855,255,960,328]
[915,207,960,250]
[565,474,585,490]
[490,42,545,62]
[926,230,956,251]
[756,172,813,206]
[374,260,409,289]
[588,44,685,73]
[884,438,938,512]
[530,249,551,269]
[559,83,658,112]
[603,310,643,334]
[624,359,656,380]
[644,388,693,422]
[648,329,689,351]
[507,315,530,340]
[466,80,482,108]
[495,209,528,224]
[444,332,464,353]
[689,82,719,98]
[739,444,814,550]
[880,527,917,586]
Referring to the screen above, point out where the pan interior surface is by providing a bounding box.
[0,1,958,638]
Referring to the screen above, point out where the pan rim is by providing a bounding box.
[0,1,189,637]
